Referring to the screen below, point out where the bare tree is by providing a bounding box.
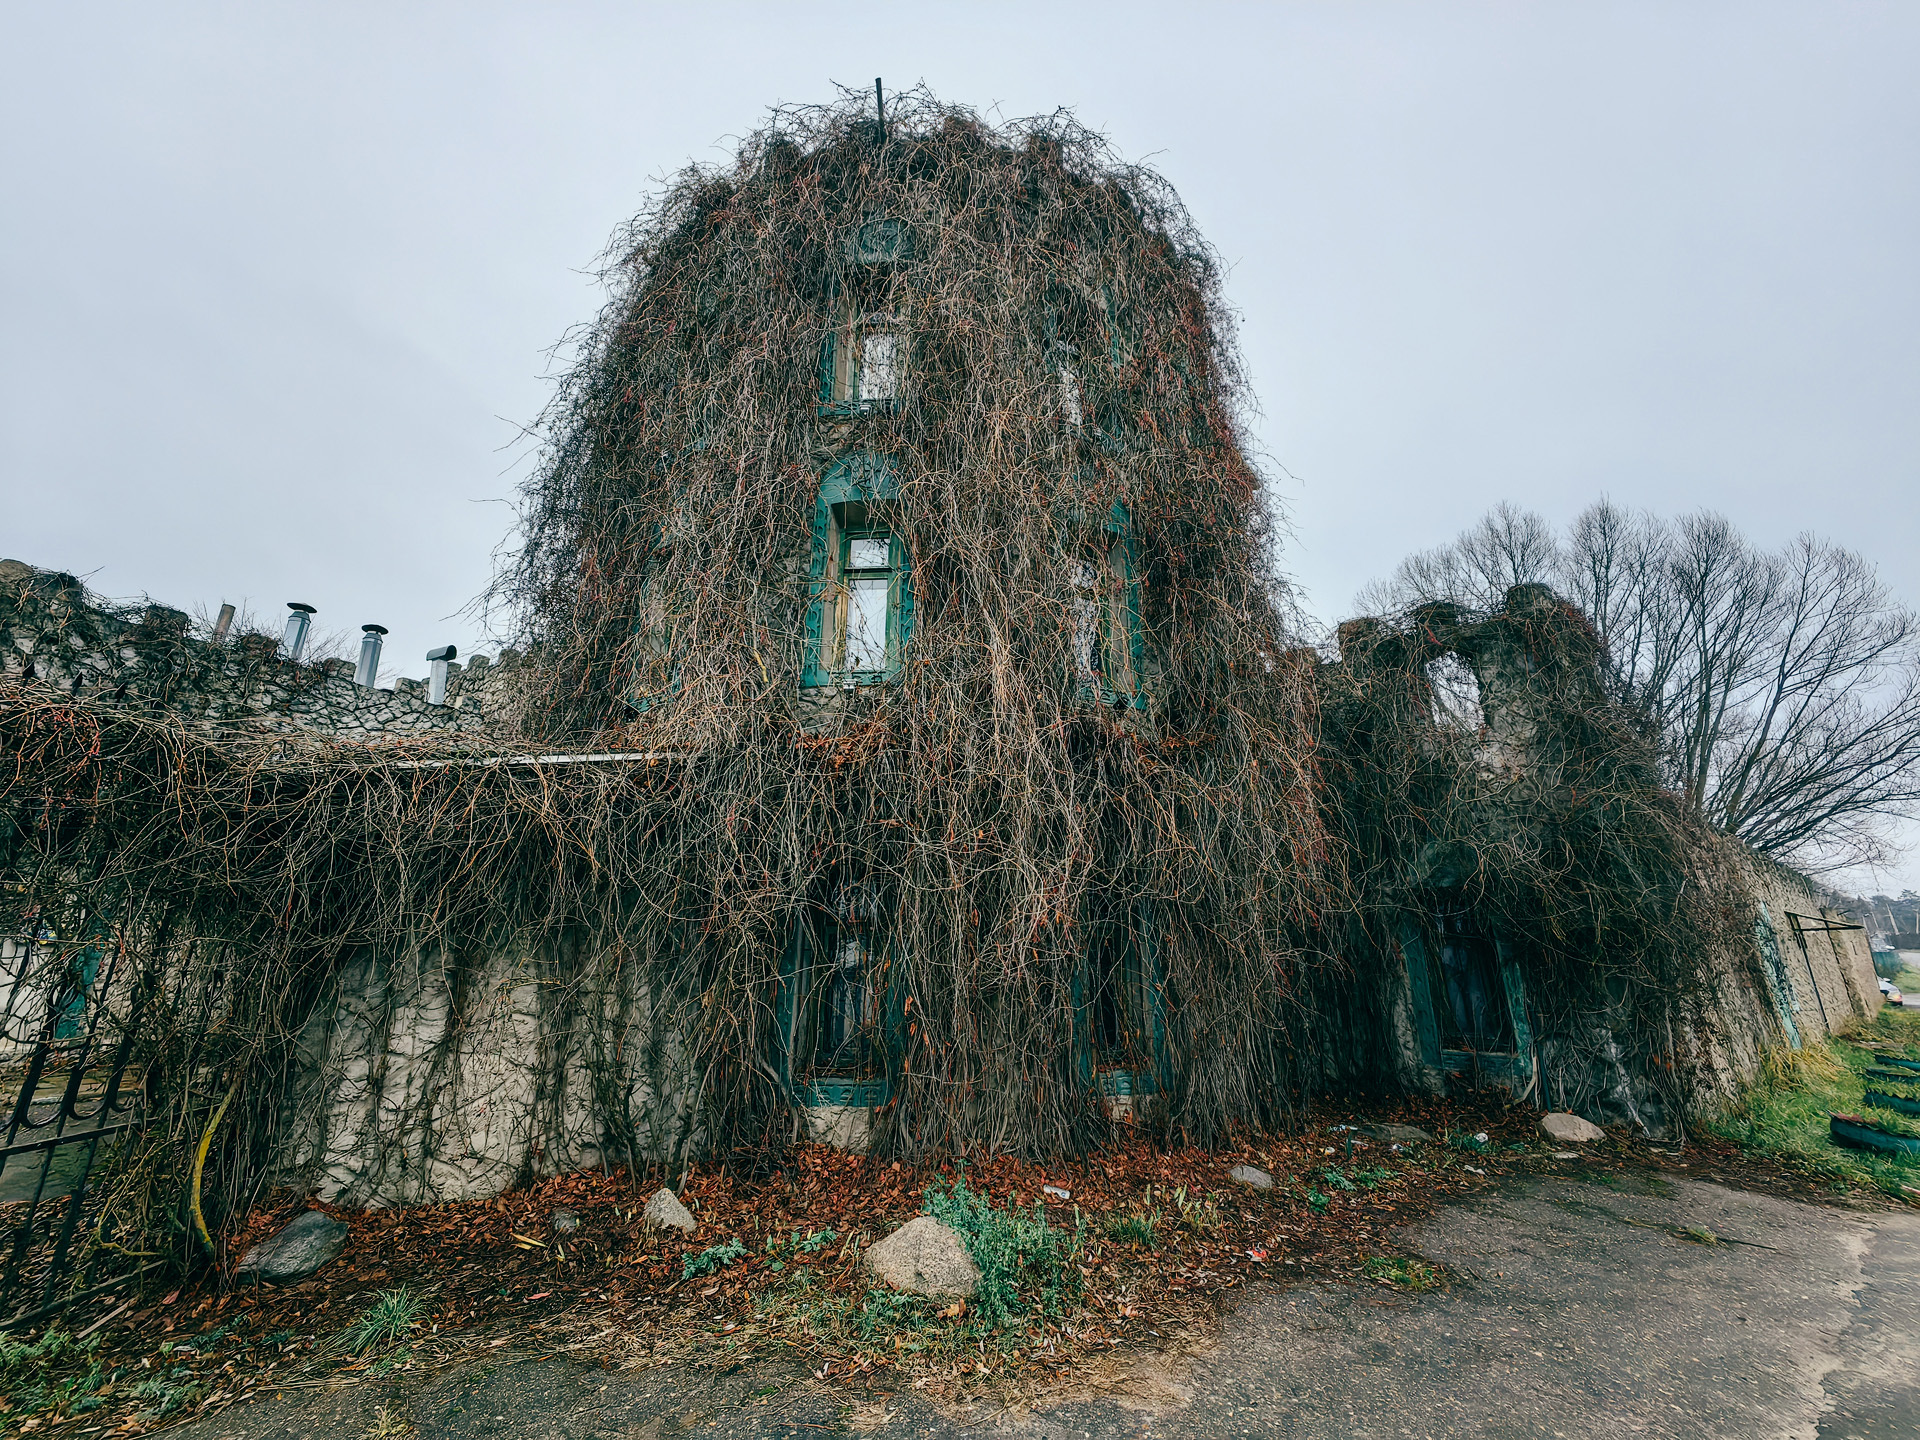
[1358,501,1920,871]
[1355,501,1558,614]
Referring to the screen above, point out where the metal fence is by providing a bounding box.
[1,926,153,1330]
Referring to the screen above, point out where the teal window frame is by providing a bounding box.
[1399,903,1535,1088]
[817,299,905,417]
[773,904,902,1109]
[1073,901,1169,1101]
[1073,500,1147,710]
[801,454,914,689]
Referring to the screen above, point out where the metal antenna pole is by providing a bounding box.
[875,78,884,135]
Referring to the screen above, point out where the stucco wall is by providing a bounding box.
[277,944,699,1208]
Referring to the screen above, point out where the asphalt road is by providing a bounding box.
[179,1169,1920,1440]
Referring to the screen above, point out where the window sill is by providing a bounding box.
[805,1078,888,1107]
[816,401,899,419]
[1439,1048,1530,1081]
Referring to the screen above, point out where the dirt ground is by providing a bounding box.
[11,1103,1916,1439]
[166,1164,1920,1440]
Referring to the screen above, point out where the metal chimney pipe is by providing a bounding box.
[211,603,236,643]
[282,603,316,662]
[354,624,388,688]
[426,644,457,706]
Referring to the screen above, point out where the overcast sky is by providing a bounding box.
[5,3,1917,887]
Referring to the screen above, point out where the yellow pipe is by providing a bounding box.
[189,1079,239,1255]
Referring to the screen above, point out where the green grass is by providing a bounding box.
[1704,1007,1920,1198]
[0,1328,116,1420]
[922,1173,1085,1329]
[329,1287,425,1356]
[1361,1255,1444,1291]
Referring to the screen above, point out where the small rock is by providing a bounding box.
[1552,1151,1580,1160]
[235,1210,348,1284]
[1361,1124,1435,1144]
[867,1216,980,1298]
[1229,1165,1273,1190]
[551,1208,580,1234]
[642,1188,696,1233]
[1541,1112,1606,1144]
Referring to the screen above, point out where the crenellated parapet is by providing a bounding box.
[0,557,526,741]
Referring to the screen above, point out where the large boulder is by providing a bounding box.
[1541,1112,1606,1144]
[236,1210,348,1284]
[866,1216,979,1298]
[643,1188,696,1233]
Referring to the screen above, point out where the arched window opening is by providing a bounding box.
[1071,504,1143,705]
[801,454,914,688]
[1425,652,1483,731]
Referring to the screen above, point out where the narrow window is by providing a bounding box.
[823,301,905,411]
[1071,530,1139,701]
[1427,907,1515,1055]
[816,924,879,1074]
[801,453,912,689]
[843,531,893,673]
[1425,653,1483,730]
[1071,557,1102,685]
[858,318,902,403]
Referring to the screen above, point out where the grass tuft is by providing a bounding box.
[331,1287,424,1356]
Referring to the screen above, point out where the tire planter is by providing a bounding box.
[1829,1113,1920,1157]
[1865,1089,1920,1118]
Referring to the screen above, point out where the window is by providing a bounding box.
[1426,906,1515,1054]
[813,921,880,1074]
[1425,653,1483,730]
[1079,906,1167,1106]
[821,304,904,412]
[802,454,913,688]
[1055,341,1084,429]
[1070,513,1141,703]
[842,529,894,673]
[775,886,894,1106]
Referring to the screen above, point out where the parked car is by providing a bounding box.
[1878,977,1905,1004]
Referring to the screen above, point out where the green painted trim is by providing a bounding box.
[805,1078,889,1108]
[801,454,908,689]
[1396,920,1444,1071]
[1493,939,1535,1082]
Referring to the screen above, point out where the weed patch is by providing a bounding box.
[1704,1009,1920,1197]
[1361,1255,1443,1292]
[922,1174,1084,1329]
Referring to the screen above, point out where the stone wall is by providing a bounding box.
[0,558,522,741]
[277,944,699,1208]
